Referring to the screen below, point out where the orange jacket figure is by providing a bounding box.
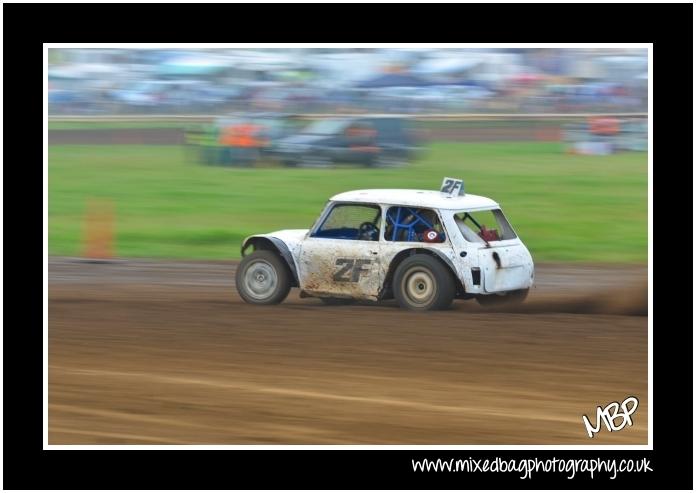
[221,123,262,148]
[589,117,620,136]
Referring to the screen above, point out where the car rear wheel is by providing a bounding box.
[393,254,455,311]
[236,250,292,305]
[476,288,529,307]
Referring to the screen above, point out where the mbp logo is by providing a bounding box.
[582,396,639,438]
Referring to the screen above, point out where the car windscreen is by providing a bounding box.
[301,119,349,135]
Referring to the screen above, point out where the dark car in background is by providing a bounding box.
[272,116,421,168]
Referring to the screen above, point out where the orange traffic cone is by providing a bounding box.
[82,198,115,260]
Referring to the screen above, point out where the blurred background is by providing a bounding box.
[48,47,649,445]
[49,47,647,116]
[48,47,648,263]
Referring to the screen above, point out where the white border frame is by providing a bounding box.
[43,43,652,451]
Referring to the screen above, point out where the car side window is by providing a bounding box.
[453,210,517,242]
[384,207,445,243]
[313,203,382,241]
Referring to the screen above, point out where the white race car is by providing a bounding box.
[236,178,534,311]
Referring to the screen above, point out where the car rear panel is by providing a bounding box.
[477,243,534,293]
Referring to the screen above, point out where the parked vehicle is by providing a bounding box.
[110,80,206,110]
[273,116,421,168]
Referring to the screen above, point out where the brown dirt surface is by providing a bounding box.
[48,258,648,445]
[48,128,187,145]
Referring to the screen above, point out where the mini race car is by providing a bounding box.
[236,178,534,311]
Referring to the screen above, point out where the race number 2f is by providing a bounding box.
[441,177,464,196]
[333,258,372,282]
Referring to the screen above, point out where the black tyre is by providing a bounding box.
[235,250,292,305]
[393,254,456,311]
[298,154,333,168]
[476,288,529,307]
[320,297,356,306]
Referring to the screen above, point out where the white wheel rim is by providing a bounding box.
[402,267,436,307]
[243,260,278,300]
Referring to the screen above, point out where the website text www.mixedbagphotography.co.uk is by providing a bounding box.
[412,456,652,479]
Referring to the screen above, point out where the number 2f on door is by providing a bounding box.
[333,258,372,282]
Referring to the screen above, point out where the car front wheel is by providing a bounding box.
[393,254,456,311]
[371,153,406,168]
[236,250,292,305]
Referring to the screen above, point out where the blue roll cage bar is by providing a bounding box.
[386,207,436,242]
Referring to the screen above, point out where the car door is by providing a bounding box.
[298,203,382,300]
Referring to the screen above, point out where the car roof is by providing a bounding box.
[329,189,499,210]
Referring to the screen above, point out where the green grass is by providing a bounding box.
[48,142,647,262]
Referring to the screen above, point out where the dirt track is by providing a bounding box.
[48,258,648,445]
